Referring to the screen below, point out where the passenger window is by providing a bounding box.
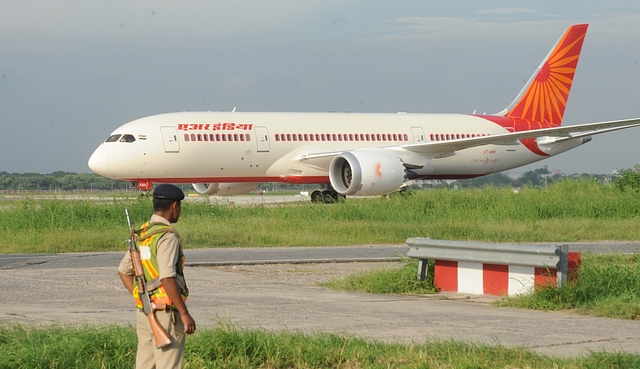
[184,134,190,141]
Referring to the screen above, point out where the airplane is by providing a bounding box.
[89,24,640,202]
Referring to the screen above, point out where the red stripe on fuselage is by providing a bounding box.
[120,176,332,185]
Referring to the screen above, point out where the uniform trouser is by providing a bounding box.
[135,309,185,369]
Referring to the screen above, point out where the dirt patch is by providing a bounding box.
[208,261,404,286]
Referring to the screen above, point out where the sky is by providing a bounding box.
[1,1,640,175]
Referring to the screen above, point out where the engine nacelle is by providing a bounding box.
[329,150,406,196]
[192,182,259,196]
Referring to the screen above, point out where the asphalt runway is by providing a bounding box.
[1,243,640,358]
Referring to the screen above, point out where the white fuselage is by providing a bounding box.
[88,111,582,189]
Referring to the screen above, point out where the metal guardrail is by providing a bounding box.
[406,238,569,286]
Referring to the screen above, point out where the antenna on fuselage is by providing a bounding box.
[232,107,236,113]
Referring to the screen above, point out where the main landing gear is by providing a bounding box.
[310,186,346,203]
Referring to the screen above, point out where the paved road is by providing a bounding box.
[2,241,637,270]
[0,245,408,269]
[1,242,640,358]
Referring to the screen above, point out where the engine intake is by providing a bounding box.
[329,150,406,196]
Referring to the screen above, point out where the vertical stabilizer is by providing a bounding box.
[498,24,588,126]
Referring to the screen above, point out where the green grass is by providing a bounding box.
[320,259,438,294]
[1,179,639,253]
[496,253,640,319]
[1,323,639,368]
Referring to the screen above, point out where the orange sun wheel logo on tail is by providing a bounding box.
[504,24,588,127]
[373,162,382,179]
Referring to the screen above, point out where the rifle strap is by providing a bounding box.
[145,277,162,291]
[133,222,176,242]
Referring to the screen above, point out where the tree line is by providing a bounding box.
[0,171,131,192]
[1,165,638,192]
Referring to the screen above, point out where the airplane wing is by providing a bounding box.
[401,117,640,154]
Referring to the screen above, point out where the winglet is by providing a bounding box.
[498,24,588,126]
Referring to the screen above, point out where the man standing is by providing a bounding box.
[118,184,196,369]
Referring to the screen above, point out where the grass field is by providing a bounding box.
[2,179,640,366]
[496,252,640,319]
[2,323,639,368]
[1,179,639,253]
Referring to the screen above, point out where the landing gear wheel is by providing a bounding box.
[322,190,345,203]
[311,187,345,203]
[311,190,324,203]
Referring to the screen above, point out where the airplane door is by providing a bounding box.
[255,126,270,152]
[411,127,426,143]
[160,126,180,153]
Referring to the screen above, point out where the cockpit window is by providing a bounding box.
[106,134,122,142]
[120,134,136,143]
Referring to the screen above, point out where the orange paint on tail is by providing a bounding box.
[502,24,588,126]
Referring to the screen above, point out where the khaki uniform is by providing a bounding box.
[119,214,187,369]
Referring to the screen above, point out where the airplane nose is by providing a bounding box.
[88,146,109,175]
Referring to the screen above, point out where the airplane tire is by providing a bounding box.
[322,190,345,203]
[311,190,324,203]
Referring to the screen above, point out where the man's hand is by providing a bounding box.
[181,312,196,334]
[161,276,196,334]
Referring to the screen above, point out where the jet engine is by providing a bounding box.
[329,150,406,196]
[192,182,259,196]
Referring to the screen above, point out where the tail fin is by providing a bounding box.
[498,24,588,126]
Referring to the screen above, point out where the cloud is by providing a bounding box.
[357,14,640,49]
[0,1,344,46]
[475,8,540,15]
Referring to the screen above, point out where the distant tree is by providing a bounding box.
[615,164,640,191]
[458,173,514,188]
[0,172,130,191]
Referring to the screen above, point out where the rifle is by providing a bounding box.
[126,209,172,349]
